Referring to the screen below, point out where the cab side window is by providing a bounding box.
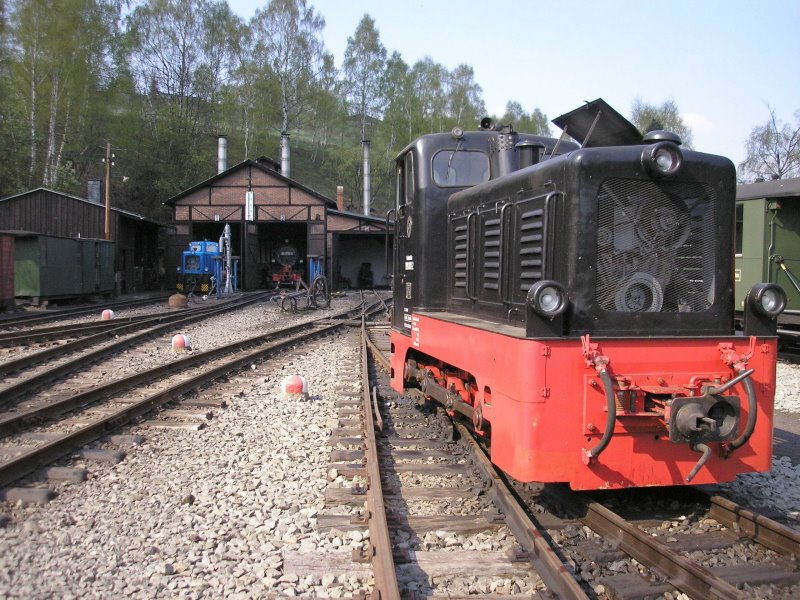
[404,152,414,205]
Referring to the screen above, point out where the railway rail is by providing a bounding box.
[1,295,797,598]
[0,292,272,352]
[0,299,387,494]
[0,294,171,328]
[354,325,800,598]
[0,292,277,404]
[315,319,588,598]
[563,488,800,599]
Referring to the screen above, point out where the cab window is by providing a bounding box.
[432,150,489,187]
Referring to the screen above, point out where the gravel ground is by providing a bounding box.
[775,362,800,413]
[0,303,798,597]
[716,361,800,522]
[0,295,370,598]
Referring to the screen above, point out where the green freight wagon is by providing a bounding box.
[735,177,800,328]
[12,233,115,303]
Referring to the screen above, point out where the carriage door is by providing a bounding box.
[392,152,415,333]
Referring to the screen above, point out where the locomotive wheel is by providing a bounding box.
[311,275,330,308]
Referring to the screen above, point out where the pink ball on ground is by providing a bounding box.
[101,309,115,320]
[280,374,309,398]
[171,334,191,349]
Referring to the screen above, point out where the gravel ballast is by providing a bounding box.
[0,299,799,597]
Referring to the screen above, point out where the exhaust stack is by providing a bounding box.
[280,133,290,179]
[217,135,228,174]
[362,140,371,216]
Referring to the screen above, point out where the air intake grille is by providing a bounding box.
[481,215,501,291]
[518,203,545,292]
[453,219,469,294]
[596,178,716,313]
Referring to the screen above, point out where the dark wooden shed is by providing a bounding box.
[0,188,165,292]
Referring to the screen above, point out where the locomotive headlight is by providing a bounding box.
[528,280,568,318]
[655,150,675,171]
[642,141,683,177]
[748,283,787,317]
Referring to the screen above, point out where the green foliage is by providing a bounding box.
[0,0,556,220]
[343,14,386,142]
[251,0,326,134]
[630,97,694,149]
[499,101,552,136]
[8,0,120,190]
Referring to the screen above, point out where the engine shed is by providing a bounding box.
[166,156,393,291]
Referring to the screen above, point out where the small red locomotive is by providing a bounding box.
[271,243,302,287]
[389,99,786,490]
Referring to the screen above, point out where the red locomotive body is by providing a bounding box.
[391,316,777,489]
[389,100,785,490]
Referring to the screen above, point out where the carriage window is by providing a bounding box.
[185,255,200,270]
[735,203,743,255]
[433,150,489,187]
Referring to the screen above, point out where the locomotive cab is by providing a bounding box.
[390,99,785,490]
[391,126,576,332]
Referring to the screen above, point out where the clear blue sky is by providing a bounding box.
[229,0,800,168]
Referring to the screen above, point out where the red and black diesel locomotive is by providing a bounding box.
[389,99,786,490]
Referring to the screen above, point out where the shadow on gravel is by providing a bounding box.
[773,412,800,466]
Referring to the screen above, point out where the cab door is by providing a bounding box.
[392,152,415,333]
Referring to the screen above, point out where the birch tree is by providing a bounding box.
[251,0,326,134]
[739,107,800,182]
[343,14,386,141]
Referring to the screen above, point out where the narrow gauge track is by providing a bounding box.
[337,324,800,599]
[545,486,800,599]
[0,301,234,347]
[0,299,387,494]
[0,315,161,347]
[0,294,171,328]
[317,321,588,599]
[0,292,277,404]
[0,292,272,355]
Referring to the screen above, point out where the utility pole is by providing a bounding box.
[104,141,111,241]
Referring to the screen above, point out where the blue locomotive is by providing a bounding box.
[176,240,221,295]
[176,225,238,297]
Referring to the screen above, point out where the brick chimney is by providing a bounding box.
[336,185,344,211]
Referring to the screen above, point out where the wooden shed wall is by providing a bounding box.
[0,235,13,309]
[0,190,118,239]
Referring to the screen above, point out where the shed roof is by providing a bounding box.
[327,208,393,227]
[0,187,164,226]
[164,158,337,208]
[737,177,800,201]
